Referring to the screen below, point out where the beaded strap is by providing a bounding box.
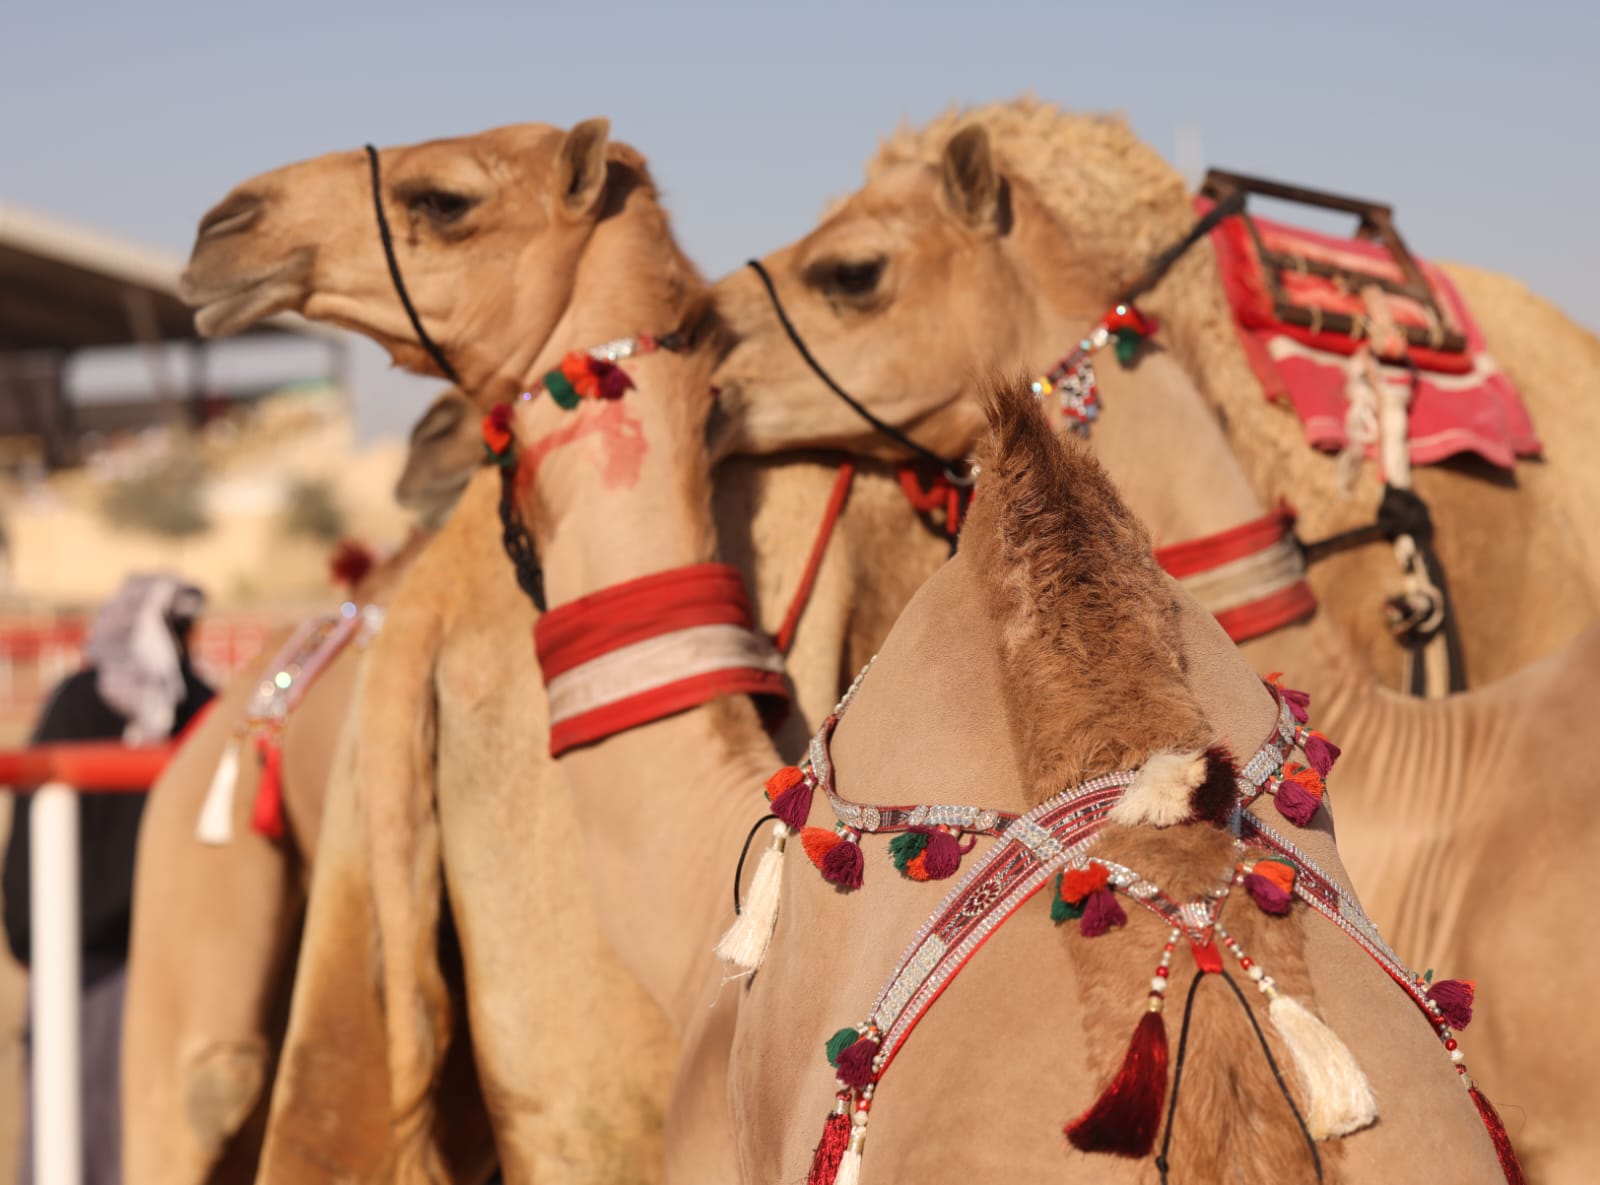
[240,602,382,733]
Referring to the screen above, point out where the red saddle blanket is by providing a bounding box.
[1201,198,1541,468]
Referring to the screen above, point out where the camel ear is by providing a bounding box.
[408,389,469,447]
[941,124,1000,229]
[557,117,611,218]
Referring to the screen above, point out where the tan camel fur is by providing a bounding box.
[711,107,1600,1180]
[728,381,1507,1184]
[711,98,1600,692]
[181,123,950,1183]
[121,389,487,1185]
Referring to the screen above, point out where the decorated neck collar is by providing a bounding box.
[1031,302,1156,434]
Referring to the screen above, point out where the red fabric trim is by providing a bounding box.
[0,742,174,791]
[548,667,791,757]
[1153,509,1295,579]
[1212,581,1318,644]
[535,563,757,679]
[774,462,856,656]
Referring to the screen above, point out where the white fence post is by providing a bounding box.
[29,781,82,1185]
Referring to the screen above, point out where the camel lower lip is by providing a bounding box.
[181,252,314,337]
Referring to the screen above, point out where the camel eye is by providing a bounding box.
[409,189,476,224]
[830,259,885,296]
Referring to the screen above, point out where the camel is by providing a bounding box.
[711,98,1600,694]
[725,379,1511,1184]
[121,388,490,1185]
[709,101,1600,1179]
[179,122,951,1183]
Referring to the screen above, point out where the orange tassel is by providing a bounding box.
[801,827,842,869]
[1061,863,1111,904]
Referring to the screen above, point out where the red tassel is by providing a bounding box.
[1469,1085,1527,1185]
[1065,1009,1170,1157]
[1303,731,1341,777]
[596,360,635,400]
[920,828,964,879]
[1080,887,1127,937]
[329,539,375,590]
[835,1036,880,1089]
[807,1106,852,1185]
[770,779,815,831]
[1427,979,1477,1031]
[250,734,285,841]
[1244,872,1293,915]
[820,836,864,891]
[1273,779,1321,827]
[1268,673,1311,723]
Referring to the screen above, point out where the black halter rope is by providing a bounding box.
[364,144,546,610]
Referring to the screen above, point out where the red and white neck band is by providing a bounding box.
[534,563,790,757]
[1155,508,1317,644]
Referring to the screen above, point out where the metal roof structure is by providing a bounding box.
[0,200,340,351]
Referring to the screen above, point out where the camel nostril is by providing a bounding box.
[197,193,264,240]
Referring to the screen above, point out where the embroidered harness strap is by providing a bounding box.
[194,602,385,846]
[1154,508,1318,644]
[534,562,790,757]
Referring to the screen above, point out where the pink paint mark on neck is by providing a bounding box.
[518,400,648,493]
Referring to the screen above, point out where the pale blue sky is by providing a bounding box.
[6,0,1597,440]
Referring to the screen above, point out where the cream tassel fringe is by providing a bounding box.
[194,737,241,846]
[715,822,790,971]
[834,1130,864,1185]
[1268,992,1378,1138]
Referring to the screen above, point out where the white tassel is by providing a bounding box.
[834,1130,864,1185]
[1267,992,1378,1138]
[1109,750,1206,828]
[194,737,241,846]
[714,822,790,971]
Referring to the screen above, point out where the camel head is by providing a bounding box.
[712,124,1060,462]
[181,120,621,405]
[394,388,484,528]
[711,101,1194,465]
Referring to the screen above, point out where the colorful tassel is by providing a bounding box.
[1244,871,1294,915]
[801,827,842,869]
[1468,1084,1528,1185]
[715,822,790,971]
[1064,1009,1170,1157]
[766,766,814,830]
[1303,731,1341,777]
[560,352,600,399]
[834,1035,880,1089]
[597,362,634,400]
[194,736,241,845]
[820,833,864,891]
[1268,673,1312,724]
[825,1027,859,1068]
[250,734,285,841]
[329,539,375,590]
[480,402,515,462]
[1050,871,1086,923]
[1080,887,1127,937]
[1061,863,1110,905]
[807,1104,852,1185]
[544,369,580,409]
[1426,979,1476,1031]
[1273,764,1325,827]
[1266,991,1377,1138]
[888,830,930,878]
[919,828,964,879]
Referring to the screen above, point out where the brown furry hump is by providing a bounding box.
[965,378,1212,801]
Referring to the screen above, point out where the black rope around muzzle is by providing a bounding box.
[744,259,973,487]
[365,143,547,611]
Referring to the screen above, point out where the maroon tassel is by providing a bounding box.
[596,361,635,400]
[250,735,285,841]
[1427,979,1476,1031]
[920,828,964,880]
[770,779,815,831]
[1280,685,1311,724]
[1469,1085,1528,1185]
[1273,779,1321,827]
[1244,872,1293,915]
[1080,888,1127,937]
[820,836,864,890]
[1065,1009,1170,1157]
[834,1036,880,1089]
[1189,746,1239,825]
[1303,732,1341,777]
[329,538,375,590]
[807,1106,852,1185]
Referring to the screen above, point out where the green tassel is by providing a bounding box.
[888,830,930,872]
[1113,328,1143,367]
[545,371,580,409]
[825,1027,859,1067]
[1049,872,1085,923]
